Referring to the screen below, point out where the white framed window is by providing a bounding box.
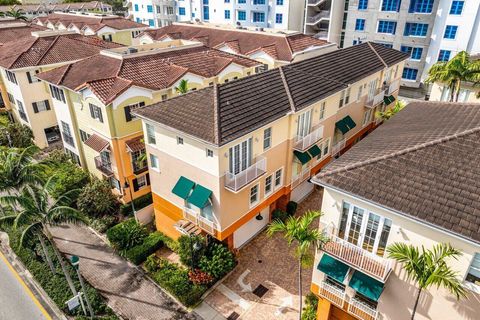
[319,102,326,120]
[339,87,351,108]
[146,123,156,144]
[150,154,159,170]
[32,100,50,113]
[5,70,17,84]
[136,175,147,189]
[177,136,184,145]
[89,103,103,123]
[317,138,330,160]
[79,129,90,142]
[49,85,66,103]
[229,138,252,174]
[26,70,40,83]
[362,109,372,126]
[297,110,312,138]
[274,168,283,188]
[357,84,364,101]
[7,93,15,105]
[249,184,259,206]
[206,149,213,157]
[263,127,272,150]
[265,175,273,196]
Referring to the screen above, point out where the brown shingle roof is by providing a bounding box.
[84,133,109,152]
[37,45,260,104]
[0,33,121,69]
[313,101,480,244]
[0,24,47,45]
[138,24,330,62]
[134,42,408,146]
[125,136,145,152]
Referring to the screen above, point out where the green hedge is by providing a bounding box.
[120,193,153,216]
[125,232,164,265]
[149,257,207,307]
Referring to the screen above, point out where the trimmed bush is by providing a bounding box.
[124,232,164,265]
[286,201,298,216]
[77,178,120,217]
[156,232,179,252]
[106,219,147,252]
[120,193,153,216]
[272,209,288,222]
[178,235,206,268]
[199,243,236,279]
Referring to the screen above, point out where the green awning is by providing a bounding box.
[343,115,357,130]
[349,271,384,301]
[172,176,195,199]
[307,144,321,157]
[293,150,311,165]
[335,119,350,134]
[317,254,350,283]
[383,95,395,105]
[187,184,212,208]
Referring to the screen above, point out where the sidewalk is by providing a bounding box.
[50,225,199,320]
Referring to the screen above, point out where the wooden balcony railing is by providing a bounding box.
[183,207,217,235]
[348,297,378,320]
[318,280,346,308]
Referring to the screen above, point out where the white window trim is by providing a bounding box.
[137,175,147,189]
[274,167,284,190]
[149,154,160,172]
[264,174,273,197]
[249,183,260,208]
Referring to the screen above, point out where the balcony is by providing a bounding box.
[225,157,266,192]
[365,89,385,108]
[313,29,328,39]
[387,79,400,95]
[157,13,176,20]
[331,138,346,156]
[183,207,218,235]
[306,11,330,24]
[153,0,175,5]
[318,280,346,308]
[291,167,311,189]
[322,233,391,282]
[293,125,324,151]
[94,156,114,177]
[348,297,378,320]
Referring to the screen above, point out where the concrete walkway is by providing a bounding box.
[50,225,199,320]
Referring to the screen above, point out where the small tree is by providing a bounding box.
[77,177,119,217]
[0,122,34,148]
[175,79,189,94]
[387,243,468,320]
[267,210,329,320]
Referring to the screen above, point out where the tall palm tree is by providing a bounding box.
[0,177,86,297]
[5,8,27,21]
[425,51,480,102]
[175,79,189,94]
[0,146,46,194]
[387,243,467,320]
[267,210,329,320]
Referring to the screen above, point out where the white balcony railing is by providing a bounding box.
[322,233,391,281]
[331,139,346,156]
[293,125,324,151]
[313,30,329,39]
[387,79,400,95]
[291,167,311,189]
[225,157,267,192]
[183,207,217,235]
[348,297,378,320]
[366,89,385,108]
[318,280,346,308]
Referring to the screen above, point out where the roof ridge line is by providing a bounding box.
[278,66,295,113]
[316,125,480,178]
[367,42,388,68]
[36,34,61,65]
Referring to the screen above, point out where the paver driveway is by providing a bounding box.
[201,189,323,320]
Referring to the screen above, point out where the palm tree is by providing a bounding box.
[0,146,46,194]
[0,177,86,297]
[376,100,405,121]
[267,210,329,320]
[425,51,480,102]
[387,243,467,320]
[175,79,189,94]
[4,8,27,21]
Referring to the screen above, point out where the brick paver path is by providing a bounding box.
[50,225,199,320]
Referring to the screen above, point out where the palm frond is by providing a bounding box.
[18,222,43,248]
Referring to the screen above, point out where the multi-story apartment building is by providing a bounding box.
[310,101,480,320]
[126,0,305,30]
[304,0,480,89]
[0,2,112,20]
[33,12,147,46]
[132,42,407,248]
[134,23,337,69]
[37,41,260,203]
[0,30,120,149]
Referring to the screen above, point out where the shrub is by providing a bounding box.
[188,269,214,285]
[120,193,153,216]
[301,293,319,320]
[124,232,164,265]
[0,122,34,148]
[272,209,288,222]
[89,215,118,234]
[156,232,179,252]
[178,235,206,268]
[106,219,147,252]
[43,153,89,199]
[199,243,236,279]
[286,201,298,216]
[77,177,120,217]
[144,254,161,273]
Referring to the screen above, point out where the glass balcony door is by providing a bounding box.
[228,138,252,175]
[297,110,312,138]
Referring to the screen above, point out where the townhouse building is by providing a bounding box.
[0,2,112,20]
[134,23,337,70]
[310,101,480,320]
[37,41,260,203]
[0,30,120,149]
[33,12,147,46]
[126,0,305,30]
[308,0,480,90]
[132,42,407,248]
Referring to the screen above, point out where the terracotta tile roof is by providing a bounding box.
[84,133,109,152]
[0,33,121,69]
[0,2,111,13]
[0,24,47,45]
[37,45,260,104]
[138,24,330,62]
[134,42,408,146]
[125,136,145,152]
[313,101,480,244]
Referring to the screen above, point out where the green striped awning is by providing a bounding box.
[307,144,321,157]
[383,95,395,105]
[335,119,350,134]
[171,176,195,199]
[293,150,311,165]
[317,254,350,283]
[343,115,357,130]
[187,184,212,208]
[349,271,385,301]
